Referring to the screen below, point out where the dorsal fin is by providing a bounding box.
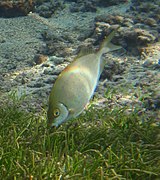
[75,47,95,60]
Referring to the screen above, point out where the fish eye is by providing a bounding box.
[53,108,60,117]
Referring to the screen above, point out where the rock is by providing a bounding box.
[35,1,65,18]
[124,28,156,45]
[95,22,111,35]
[95,15,123,25]
[0,0,64,18]
[94,1,159,56]
[97,0,128,6]
[34,54,48,65]
[129,0,160,33]
[118,28,157,55]
[144,18,157,27]
[152,63,160,70]
[43,67,55,75]
[0,35,6,43]
[53,67,64,75]
[142,59,154,67]
[70,1,97,13]
[68,0,128,13]
[48,56,64,65]
[43,65,64,76]
[100,60,125,81]
[68,0,127,12]
[41,30,73,57]
[41,63,50,68]
[35,3,52,18]
[28,80,45,88]
[0,0,34,17]
[43,76,57,84]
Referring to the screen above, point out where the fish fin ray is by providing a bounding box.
[97,28,122,55]
[75,47,95,60]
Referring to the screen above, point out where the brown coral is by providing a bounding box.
[0,0,34,17]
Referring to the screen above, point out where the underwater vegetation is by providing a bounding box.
[0,92,160,179]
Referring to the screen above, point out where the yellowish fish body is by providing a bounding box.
[47,30,121,127]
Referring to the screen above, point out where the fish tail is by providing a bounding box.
[97,28,122,74]
[97,28,122,56]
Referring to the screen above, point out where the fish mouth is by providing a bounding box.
[51,122,59,128]
[48,125,57,133]
[47,118,59,128]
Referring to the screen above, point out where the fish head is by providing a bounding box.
[47,102,69,127]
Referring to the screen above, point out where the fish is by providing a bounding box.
[47,29,122,127]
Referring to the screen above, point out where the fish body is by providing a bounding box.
[47,30,121,127]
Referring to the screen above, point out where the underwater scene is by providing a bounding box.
[0,0,160,179]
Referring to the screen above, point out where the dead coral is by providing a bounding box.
[0,0,34,17]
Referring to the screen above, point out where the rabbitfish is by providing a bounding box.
[47,30,121,127]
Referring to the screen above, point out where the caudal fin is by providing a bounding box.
[97,28,122,74]
[97,28,122,56]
